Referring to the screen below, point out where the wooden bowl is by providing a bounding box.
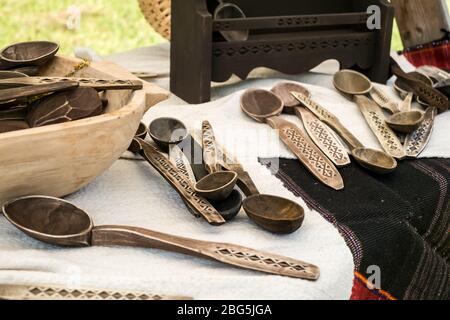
[0,56,168,205]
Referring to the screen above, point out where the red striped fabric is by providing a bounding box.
[403,40,450,70]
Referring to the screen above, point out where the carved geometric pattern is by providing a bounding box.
[213,36,374,58]
[24,286,166,300]
[367,111,403,154]
[282,127,338,179]
[202,121,218,170]
[143,144,223,223]
[172,153,192,182]
[416,86,447,110]
[214,14,368,30]
[405,109,435,156]
[297,95,336,122]
[306,120,348,163]
[215,247,310,274]
[38,77,135,85]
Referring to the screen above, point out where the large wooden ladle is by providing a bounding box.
[2,196,320,280]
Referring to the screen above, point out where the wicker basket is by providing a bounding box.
[138,0,171,40]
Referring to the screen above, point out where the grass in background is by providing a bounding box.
[0,0,164,56]
[0,0,449,55]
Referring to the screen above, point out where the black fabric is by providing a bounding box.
[259,157,450,300]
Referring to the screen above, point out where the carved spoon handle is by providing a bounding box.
[0,77,143,91]
[137,138,225,226]
[202,121,221,173]
[0,284,191,300]
[91,225,320,280]
[0,81,79,103]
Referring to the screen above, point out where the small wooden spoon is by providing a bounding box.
[291,91,397,174]
[194,121,238,201]
[2,196,319,280]
[192,131,306,234]
[334,69,424,134]
[333,71,406,159]
[148,117,188,152]
[241,89,344,190]
[390,58,448,112]
[272,82,351,167]
[181,135,243,221]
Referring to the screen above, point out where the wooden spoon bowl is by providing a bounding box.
[385,111,424,133]
[271,82,311,113]
[194,171,238,201]
[243,194,305,234]
[3,196,93,247]
[333,69,372,95]
[241,89,284,122]
[352,148,397,174]
[149,117,188,152]
[0,41,59,68]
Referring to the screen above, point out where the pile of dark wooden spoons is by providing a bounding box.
[128,117,305,234]
[0,40,143,135]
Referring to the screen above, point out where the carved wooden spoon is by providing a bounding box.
[191,131,305,234]
[241,88,344,190]
[0,77,143,91]
[2,196,320,280]
[0,81,79,104]
[390,58,448,112]
[193,121,238,201]
[291,91,397,174]
[334,69,423,135]
[272,82,351,167]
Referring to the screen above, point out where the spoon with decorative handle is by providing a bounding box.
[0,285,192,300]
[0,81,79,104]
[0,77,143,91]
[3,196,320,280]
[390,58,448,113]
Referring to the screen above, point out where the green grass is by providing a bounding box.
[0,0,164,56]
[0,0,449,55]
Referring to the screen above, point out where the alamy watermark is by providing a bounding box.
[367,5,382,30]
[366,265,381,290]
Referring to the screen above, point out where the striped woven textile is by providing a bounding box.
[403,39,450,70]
[260,158,450,300]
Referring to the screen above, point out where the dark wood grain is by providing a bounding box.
[0,81,78,104]
[170,0,394,103]
[27,87,103,127]
[391,0,450,48]
[0,77,143,91]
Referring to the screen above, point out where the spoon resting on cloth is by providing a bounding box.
[2,196,320,280]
